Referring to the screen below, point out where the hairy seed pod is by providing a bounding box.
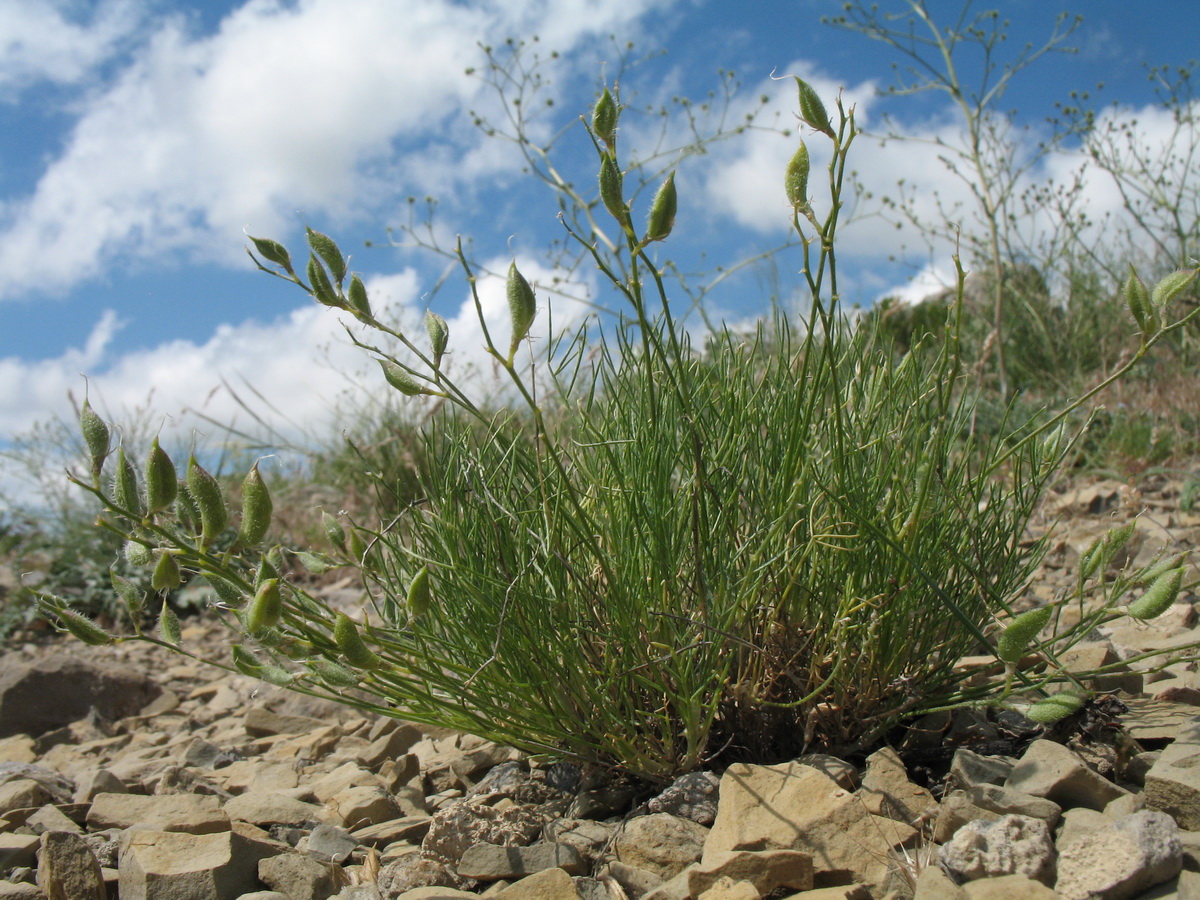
[279,637,315,660]
[236,462,273,547]
[785,141,810,211]
[592,86,618,148]
[1124,265,1157,338]
[295,551,334,575]
[1026,692,1086,724]
[124,539,153,567]
[795,77,834,137]
[257,665,294,687]
[599,155,626,225]
[407,566,432,619]
[333,613,382,669]
[80,399,110,481]
[1152,267,1198,309]
[248,235,292,270]
[1128,566,1185,620]
[151,551,182,592]
[507,262,536,358]
[1138,552,1189,585]
[203,573,245,608]
[307,254,341,308]
[380,360,424,396]
[997,606,1051,664]
[257,551,281,587]
[144,437,177,514]
[174,479,200,531]
[347,274,372,317]
[232,644,263,678]
[159,599,181,644]
[645,172,677,242]
[112,571,146,622]
[425,310,449,366]
[311,658,360,687]
[187,454,228,545]
[246,578,282,633]
[57,607,115,646]
[322,511,346,552]
[113,446,144,517]
[306,227,347,284]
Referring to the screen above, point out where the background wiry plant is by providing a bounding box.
[34,70,1200,782]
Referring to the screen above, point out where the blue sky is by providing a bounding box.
[1,0,1197,497]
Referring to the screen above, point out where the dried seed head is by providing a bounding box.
[425,311,449,367]
[785,141,811,211]
[599,155,627,225]
[1127,566,1185,620]
[506,262,536,359]
[795,77,834,138]
[347,274,372,317]
[113,445,144,518]
[151,550,182,592]
[996,606,1051,664]
[80,400,110,481]
[246,578,283,633]
[236,462,273,547]
[144,437,177,515]
[187,453,228,546]
[380,360,425,396]
[306,227,347,284]
[1124,265,1157,338]
[407,566,432,619]
[333,613,382,669]
[645,172,677,242]
[592,86,618,148]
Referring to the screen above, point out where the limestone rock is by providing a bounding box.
[1005,739,1129,810]
[457,841,584,880]
[948,749,1015,792]
[961,874,1058,899]
[0,834,39,869]
[118,828,260,900]
[492,866,581,899]
[0,779,51,817]
[37,831,105,900]
[705,761,916,892]
[687,849,813,897]
[0,656,161,738]
[646,771,721,825]
[696,877,758,900]
[323,784,403,829]
[1055,809,1182,900]
[244,706,330,737]
[87,791,229,833]
[1145,718,1200,828]
[604,860,664,897]
[938,814,1055,885]
[421,798,546,865]
[859,746,937,824]
[933,784,1062,843]
[377,855,464,894]
[225,791,324,828]
[614,813,709,880]
[258,851,347,900]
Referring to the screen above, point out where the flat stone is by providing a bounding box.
[87,792,229,834]
[1055,809,1182,900]
[938,815,1055,885]
[218,759,300,794]
[492,867,581,900]
[0,834,39,869]
[244,706,330,737]
[933,784,1062,843]
[225,791,323,828]
[118,828,260,900]
[0,882,43,899]
[351,815,432,847]
[72,769,127,804]
[323,784,403,830]
[308,764,385,803]
[25,805,83,835]
[357,724,422,770]
[697,877,758,900]
[961,874,1058,899]
[614,813,709,881]
[457,842,584,880]
[948,749,1015,791]
[0,779,51,817]
[1122,700,1200,742]
[1145,719,1200,828]
[604,860,664,897]
[646,772,721,825]
[258,851,347,900]
[37,831,105,900]
[0,656,161,738]
[1005,739,1129,810]
[301,823,358,864]
[421,798,545,865]
[858,747,937,824]
[687,849,813,897]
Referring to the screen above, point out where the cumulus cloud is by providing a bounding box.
[0,0,677,301]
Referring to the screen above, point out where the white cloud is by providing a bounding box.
[0,0,677,301]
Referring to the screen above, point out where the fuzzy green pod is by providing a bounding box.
[347,274,372,317]
[1127,566,1185,620]
[113,446,144,517]
[80,400,110,481]
[1138,552,1189,585]
[645,172,677,242]
[203,573,245,608]
[407,566,432,619]
[112,571,146,622]
[159,599,181,644]
[279,637,315,660]
[425,311,449,367]
[333,613,382,669]
[245,578,282,633]
[294,551,335,575]
[592,86,618,148]
[785,141,810,211]
[306,227,347,284]
[175,480,200,531]
[307,254,341,308]
[151,551,182,592]
[248,235,292,271]
[1124,265,1158,338]
[1026,692,1086,724]
[236,462,273,547]
[311,658,360,687]
[124,539,153,567]
[187,454,228,545]
[380,360,425,396]
[257,551,281,588]
[996,606,1052,664]
[144,437,177,514]
[599,155,626,225]
[506,262,537,359]
[1152,268,1198,309]
[56,607,115,646]
[795,77,833,137]
[322,511,347,552]
[232,645,263,678]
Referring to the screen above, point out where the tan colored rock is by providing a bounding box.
[324,784,404,830]
[0,833,39,869]
[492,867,581,900]
[779,885,872,900]
[933,785,1061,843]
[118,828,260,900]
[0,779,51,816]
[1055,809,1182,900]
[614,813,709,880]
[688,849,813,897]
[859,747,937,824]
[705,762,915,892]
[697,876,758,900]
[87,791,229,833]
[912,864,964,900]
[71,768,127,803]
[244,705,330,737]
[961,874,1058,899]
[225,791,323,827]
[258,851,348,899]
[309,763,386,803]
[1145,717,1200,828]
[1005,740,1129,810]
[391,888,478,899]
[218,759,301,794]
[939,815,1055,886]
[37,831,105,900]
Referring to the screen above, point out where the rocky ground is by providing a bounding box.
[4,474,1200,900]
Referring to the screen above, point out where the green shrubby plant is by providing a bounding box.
[36,78,1200,781]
